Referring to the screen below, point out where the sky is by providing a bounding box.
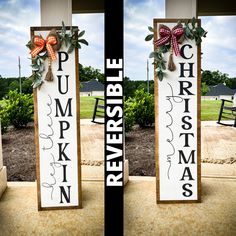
[0,0,236,80]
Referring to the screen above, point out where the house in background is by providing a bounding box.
[202,83,236,100]
[80,79,104,96]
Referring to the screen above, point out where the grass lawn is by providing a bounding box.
[80,96,104,119]
[0,96,228,121]
[79,98,222,121]
[201,100,222,121]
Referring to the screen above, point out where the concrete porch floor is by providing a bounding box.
[0,121,235,235]
[0,176,235,235]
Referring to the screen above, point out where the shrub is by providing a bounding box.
[132,89,154,127]
[124,99,135,132]
[124,88,154,132]
[0,102,10,134]
[3,90,34,128]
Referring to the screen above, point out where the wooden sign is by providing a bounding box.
[32,27,82,210]
[154,19,201,203]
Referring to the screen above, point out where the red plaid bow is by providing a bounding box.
[154,24,184,56]
[31,35,57,61]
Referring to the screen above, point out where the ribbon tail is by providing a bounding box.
[172,37,180,56]
[46,44,56,61]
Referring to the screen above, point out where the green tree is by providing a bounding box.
[9,81,19,92]
[201,70,229,86]
[0,77,8,99]
[22,79,33,94]
[124,78,154,99]
[226,77,236,89]
[124,77,136,98]
[79,64,104,84]
[201,82,209,95]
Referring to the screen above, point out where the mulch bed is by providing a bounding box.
[125,125,155,176]
[2,123,235,181]
[2,124,156,181]
[2,124,36,181]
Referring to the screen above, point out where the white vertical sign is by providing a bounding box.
[33,28,81,210]
[155,20,201,203]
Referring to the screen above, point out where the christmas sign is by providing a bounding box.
[29,25,88,210]
[146,18,206,203]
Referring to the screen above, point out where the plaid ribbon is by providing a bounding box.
[31,35,57,61]
[154,24,184,56]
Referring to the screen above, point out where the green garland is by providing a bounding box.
[145,17,207,81]
[26,22,88,88]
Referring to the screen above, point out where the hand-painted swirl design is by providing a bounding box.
[41,154,62,200]
[39,95,54,150]
[166,83,183,179]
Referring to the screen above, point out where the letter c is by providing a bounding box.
[180,44,193,60]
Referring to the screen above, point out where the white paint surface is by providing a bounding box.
[165,0,197,18]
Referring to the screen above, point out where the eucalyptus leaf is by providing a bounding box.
[157,53,162,60]
[78,30,85,38]
[33,79,43,89]
[148,26,154,32]
[39,64,45,73]
[78,39,89,46]
[161,61,166,70]
[61,21,66,36]
[67,44,75,54]
[157,71,163,81]
[36,58,41,66]
[149,52,155,58]
[145,34,154,41]
[26,41,32,49]
[191,17,196,28]
[31,64,39,69]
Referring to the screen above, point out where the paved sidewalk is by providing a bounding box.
[201,121,236,177]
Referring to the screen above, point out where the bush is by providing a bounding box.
[124,89,154,132]
[0,102,10,134]
[124,99,135,132]
[2,90,34,129]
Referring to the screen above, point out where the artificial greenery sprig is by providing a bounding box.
[145,17,207,81]
[183,18,207,45]
[26,21,89,88]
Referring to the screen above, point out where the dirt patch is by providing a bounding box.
[125,125,155,176]
[2,124,36,181]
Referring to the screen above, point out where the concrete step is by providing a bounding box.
[0,166,7,198]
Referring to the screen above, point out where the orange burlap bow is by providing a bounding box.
[31,35,57,61]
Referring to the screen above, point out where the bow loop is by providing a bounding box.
[46,35,57,61]
[154,24,184,56]
[30,32,58,61]
[31,36,45,58]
